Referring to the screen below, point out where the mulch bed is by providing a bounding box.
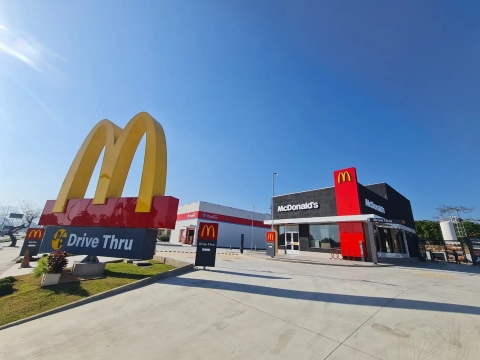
[58,269,106,284]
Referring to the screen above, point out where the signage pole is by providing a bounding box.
[367,220,378,264]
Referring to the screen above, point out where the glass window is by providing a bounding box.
[394,231,406,254]
[278,226,285,247]
[286,225,299,233]
[309,224,340,249]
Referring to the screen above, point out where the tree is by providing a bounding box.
[7,201,42,247]
[462,221,480,238]
[436,205,475,220]
[436,205,479,238]
[415,220,442,240]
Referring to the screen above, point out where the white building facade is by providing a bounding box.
[170,201,271,249]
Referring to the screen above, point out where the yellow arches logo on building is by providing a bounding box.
[337,171,352,184]
[53,112,167,214]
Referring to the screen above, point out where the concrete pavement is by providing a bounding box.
[0,253,479,359]
[0,238,23,276]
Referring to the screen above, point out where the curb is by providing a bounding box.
[157,250,240,255]
[0,258,194,332]
[268,257,393,268]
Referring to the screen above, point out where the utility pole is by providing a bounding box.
[271,172,278,230]
[251,206,255,251]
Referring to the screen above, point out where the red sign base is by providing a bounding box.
[39,196,179,229]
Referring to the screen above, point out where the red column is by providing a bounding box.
[333,167,365,258]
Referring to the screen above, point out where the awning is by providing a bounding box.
[264,214,416,234]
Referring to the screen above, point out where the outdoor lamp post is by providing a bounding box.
[271,172,278,231]
[251,206,255,251]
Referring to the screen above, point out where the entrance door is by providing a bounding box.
[286,232,300,255]
[187,228,195,245]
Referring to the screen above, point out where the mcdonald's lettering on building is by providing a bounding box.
[38,112,179,230]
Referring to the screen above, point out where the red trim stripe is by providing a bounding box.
[177,211,270,228]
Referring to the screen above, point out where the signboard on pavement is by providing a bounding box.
[195,222,218,267]
[39,226,158,259]
[467,238,480,265]
[266,231,275,257]
[19,228,45,257]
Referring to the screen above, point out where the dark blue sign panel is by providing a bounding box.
[20,239,42,257]
[195,222,218,267]
[39,226,158,260]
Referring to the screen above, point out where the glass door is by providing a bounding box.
[286,232,300,255]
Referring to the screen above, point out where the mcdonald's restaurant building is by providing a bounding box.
[170,201,271,249]
[264,168,418,262]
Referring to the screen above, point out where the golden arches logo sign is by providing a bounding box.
[266,231,276,242]
[337,171,352,184]
[201,225,215,238]
[198,222,218,241]
[53,112,167,214]
[26,229,45,239]
[52,228,67,250]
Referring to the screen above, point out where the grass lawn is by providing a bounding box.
[0,261,175,326]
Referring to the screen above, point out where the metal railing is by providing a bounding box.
[330,247,343,260]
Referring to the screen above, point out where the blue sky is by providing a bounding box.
[0,1,479,220]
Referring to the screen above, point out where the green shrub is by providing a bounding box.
[0,276,16,284]
[0,282,14,296]
[33,257,49,278]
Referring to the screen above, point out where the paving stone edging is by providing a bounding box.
[0,258,194,332]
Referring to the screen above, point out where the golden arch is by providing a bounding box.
[337,171,352,183]
[27,229,43,238]
[53,112,167,213]
[201,225,215,238]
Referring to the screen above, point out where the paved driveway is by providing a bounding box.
[0,254,479,360]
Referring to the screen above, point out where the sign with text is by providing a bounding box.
[39,226,158,259]
[195,222,219,267]
[467,238,480,265]
[19,228,46,257]
[266,231,275,257]
[368,218,406,225]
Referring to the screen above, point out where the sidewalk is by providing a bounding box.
[246,250,394,267]
[0,238,24,277]
[156,243,242,256]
